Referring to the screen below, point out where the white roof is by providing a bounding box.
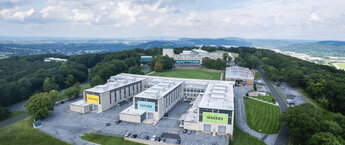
[198,83,234,110]
[85,77,145,93]
[225,66,254,80]
[70,100,92,107]
[120,105,146,116]
[135,80,184,100]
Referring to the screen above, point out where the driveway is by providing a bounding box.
[234,86,278,145]
[257,68,289,145]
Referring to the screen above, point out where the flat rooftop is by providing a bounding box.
[135,80,184,100]
[85,76,146,93]
[225,66,254,80]
[198,82,234,110]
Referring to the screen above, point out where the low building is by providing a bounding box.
[120,80,184,125]
[225,66,255,86]
[44,57,67,62]
[70,76,145,113]
[162,45,223,64]
[183,82,234,137]
[140,56,152,64]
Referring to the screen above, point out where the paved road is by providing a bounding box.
[234,86,278,145]
[0,113,28,128]
[257,68,289,145]
[257,68,287,112]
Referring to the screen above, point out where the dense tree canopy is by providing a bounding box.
[25,91,56,120]
[225,46,345,115]
[151,55,175,72]
[201,57,227,70]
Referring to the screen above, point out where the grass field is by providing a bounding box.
[81,133,144,145]
[0,111,25,123]
[252,93,276,104]
[254,72,261,80]
[244,98,281,134]
[334,63,345,70]
[229,118,265,145]
[0,117,69,145]
[149,69,221,80]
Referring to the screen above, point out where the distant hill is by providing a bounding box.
[0,37,345,57]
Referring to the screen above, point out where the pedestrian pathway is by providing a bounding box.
[220,72,224,80]
[247,97,279,106]
[145,71,155,75]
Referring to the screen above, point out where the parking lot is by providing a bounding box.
[277,84,308,105]
[39,99,229,145]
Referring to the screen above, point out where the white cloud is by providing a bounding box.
[0,0,345,40]
[0,7,34,21]
[309,12,321,21]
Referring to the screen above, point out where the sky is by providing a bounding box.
[0,0,344,40]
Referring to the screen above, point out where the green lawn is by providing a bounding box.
[149,69,221,80]
[254,72,261,80]
[229,118,265,145]
[0,111,25,123]
[81,133,144,145]
[252,93,276,104]
[244,98,281,134]
[0,117,69,145]
[334,63,345,70]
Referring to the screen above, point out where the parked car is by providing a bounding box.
[130,134,137,138]
[155,137,161,142]
[187,130,192,134]
[144,135,149,140]
[151,135,157,141]
[164,113,168,117]
[176,139,181,144]
[182,129,187,133]
[115,120,122,124]
[160,138,166,142]
[125,132,131,137]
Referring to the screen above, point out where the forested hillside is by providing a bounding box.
[0,47,162,109]
[222,47,345,115]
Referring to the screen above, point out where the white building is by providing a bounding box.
[162,46,223,64]
[225,66,255,85]
[70,73,235,136]
[70,76,145,113]
[183,82,234,136]
[44,57,67,62]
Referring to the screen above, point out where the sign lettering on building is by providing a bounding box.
[202,112,228,124]
[86,94,100,104]
[138,101,155,111]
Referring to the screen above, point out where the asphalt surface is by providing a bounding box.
[39,100,229,145]
[234,86,278,145]
[257,68,289,145]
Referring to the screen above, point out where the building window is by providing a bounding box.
[218,126,226,133]
[204,124,211,132]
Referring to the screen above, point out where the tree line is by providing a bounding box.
[0,47,163,120]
